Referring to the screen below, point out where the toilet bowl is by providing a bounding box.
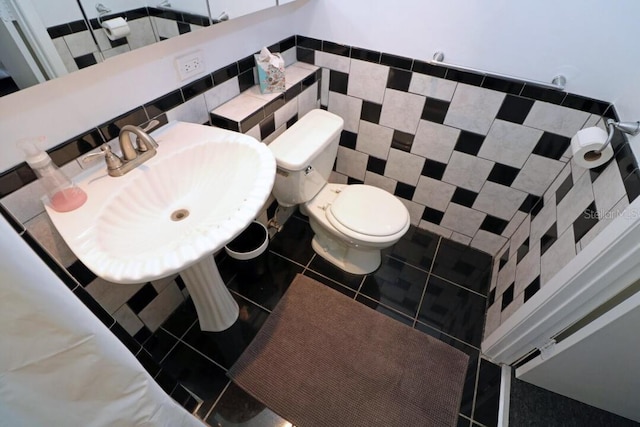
[268,109,411,274]
[302,183,410,274]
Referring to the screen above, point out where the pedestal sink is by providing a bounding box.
[46,121,276,331]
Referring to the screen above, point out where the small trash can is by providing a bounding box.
[224,221,269,279]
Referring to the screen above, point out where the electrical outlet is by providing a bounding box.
[175,51,205,80]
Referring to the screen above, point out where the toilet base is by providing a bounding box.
[311,234,381,275]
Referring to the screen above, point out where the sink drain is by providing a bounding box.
[171,209,190,221]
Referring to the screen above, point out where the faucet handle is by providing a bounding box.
[82,145,123,170]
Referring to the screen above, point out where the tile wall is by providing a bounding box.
[47,7,210,72]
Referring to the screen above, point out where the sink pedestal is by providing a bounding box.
[181,256,239,332]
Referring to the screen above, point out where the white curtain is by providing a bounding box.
[0,216,205,427]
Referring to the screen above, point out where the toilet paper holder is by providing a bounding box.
[595,119,640,154]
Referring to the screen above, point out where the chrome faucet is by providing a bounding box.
[83,120,159,177]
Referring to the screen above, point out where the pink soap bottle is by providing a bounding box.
[19,137,87,213]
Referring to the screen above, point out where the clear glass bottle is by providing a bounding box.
[19,137,87,212]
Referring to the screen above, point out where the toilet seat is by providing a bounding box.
[326,185,409,241]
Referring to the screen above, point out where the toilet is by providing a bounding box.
[268,109,410,274]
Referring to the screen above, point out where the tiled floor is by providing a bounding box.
[142,211,501,427]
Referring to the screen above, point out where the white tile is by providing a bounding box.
[411,120,460,163]
[298,82,319,118]
[409,74,457,101]
[511,154,565,196]
[515,242,541,296]
[384,149,425,185]
[347,59,389,104]
[496,255,516,296]
[510,214,531,254]
[64,31,98,57]
[450,232,472,246]
[593,160,626,214]
[128,18,157,50]
[92,28,111,52]
[541,227,576,286]
[245,85,283,103]
[570,154,589,184]
[530,194,557,244]
[336,146,368,181]
[211,91,264,121]
[473,182,528,220]
[418,220,453,239]
[483,301,502,340]
[543,163,571,204]
[524,101,590,138]
[470,230,508,256]
[477,120,543,168]
[101,44,131,59]
[442,151,494,192]
[327,91,362,133]
[1,179,46,224]
[152,17,179,39]
[440,203,486,237]
[204,77,240,112]
[314,51,351,73]
[364,172,397,194]
[285,64,318,88]
[379,89,425,134]
[274,99,298,129]
[85,278,144,314]
[502,211,528,238]
[580,196,629,250]
[356,120,394,159]
[329,171,348,184]
[444,84,505,135]
[320,68,330,106]
[25,212,76,267]
[245,123,261,141]
[138,283,184,332]
[281,47,298,67]
[113,305,144,337]
[413,176,456,211]
[52,38,78,73]
[166,94,209,125]
[150,275,179,293]
[556,171,594,235]
[400,198,426,226]
[490,258,500,291]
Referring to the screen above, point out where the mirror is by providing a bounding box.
[0,0,279,97]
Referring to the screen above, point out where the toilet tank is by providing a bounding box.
[268,109,344,206]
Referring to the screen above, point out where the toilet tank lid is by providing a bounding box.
[268,109,344,171]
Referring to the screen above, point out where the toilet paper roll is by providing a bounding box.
[101,17,130,41]
[570,126,614,169]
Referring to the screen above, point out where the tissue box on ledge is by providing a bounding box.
[254,47,285,94]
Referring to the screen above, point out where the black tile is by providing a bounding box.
[421,97,449,124]
[383,226,439,271]
[516,238,530,263]
[322,40,350,57]
[297,35,322,50]
[394,182,415,200]
[108,37,128,48]
[212,63,239,85]
[616,143,639,181]
[48,129,104,167]
[499,250,509,270]
[555,174,573,204]
[67,260,97,286]
[361,101,382,124]
[73,286,114,328]
[360,257,428,317]
[520,85,566,105]
[160,299,198,337]
[160,342,229,400]
[339,130,357,149]
[422,206,444,224]
[136,349,161,377]
[127,283,159,314]
[412,60,447,78]
[350,46,381,63]
[496,95,535,124]
[264,95,285,117]
[279,35,296,52]
[482,76,525,95]
[285,82,302,102]
[573,202,599,243]
[623,169,640,203]
[144,90,184,118]
[421,159,447,180]
[22,232,79,291]
[532,132,571,160]
[296,46,315,65]
[366,156,386,175]
[454,131,484,155]
[210,114,239,132]
[182,296,269,369]
[501,283,514,310]
[237,55,256,74]
[154,369,179,395]
[181,74,213,100]
[99,107,149,141]
[266,216,315,266]
[0,203,24,234]
[347,177,364,185]
[307,256,364,291]
[380,53,413,70]
[487,163,520,186]
[452,188,478,208]
[562,94,610,115]
[444,69,484,86]
[109,322,141,354]
[134,326,152,344]
[431,238,492,295]
[480,215,509,235]
[418,275,487,347]
[74,53,97,69]
[329,70,349,94]
[259,114,275,139]
[240,108,265,133]
[47,24,72,38]
[302,71,319,90]
[488,288,496,306]
[386,68,412,91]
[286,114,298,129]
[238,69,255,93]
[177,21,190,34]
[529,197,544,217]
[540,223,558,256]
[524,276,541,302]
[473,358,502,427]
[391,130,414,152]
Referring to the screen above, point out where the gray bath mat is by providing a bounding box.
[227,274,469,427]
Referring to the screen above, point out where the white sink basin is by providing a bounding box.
[47,121,276,331]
